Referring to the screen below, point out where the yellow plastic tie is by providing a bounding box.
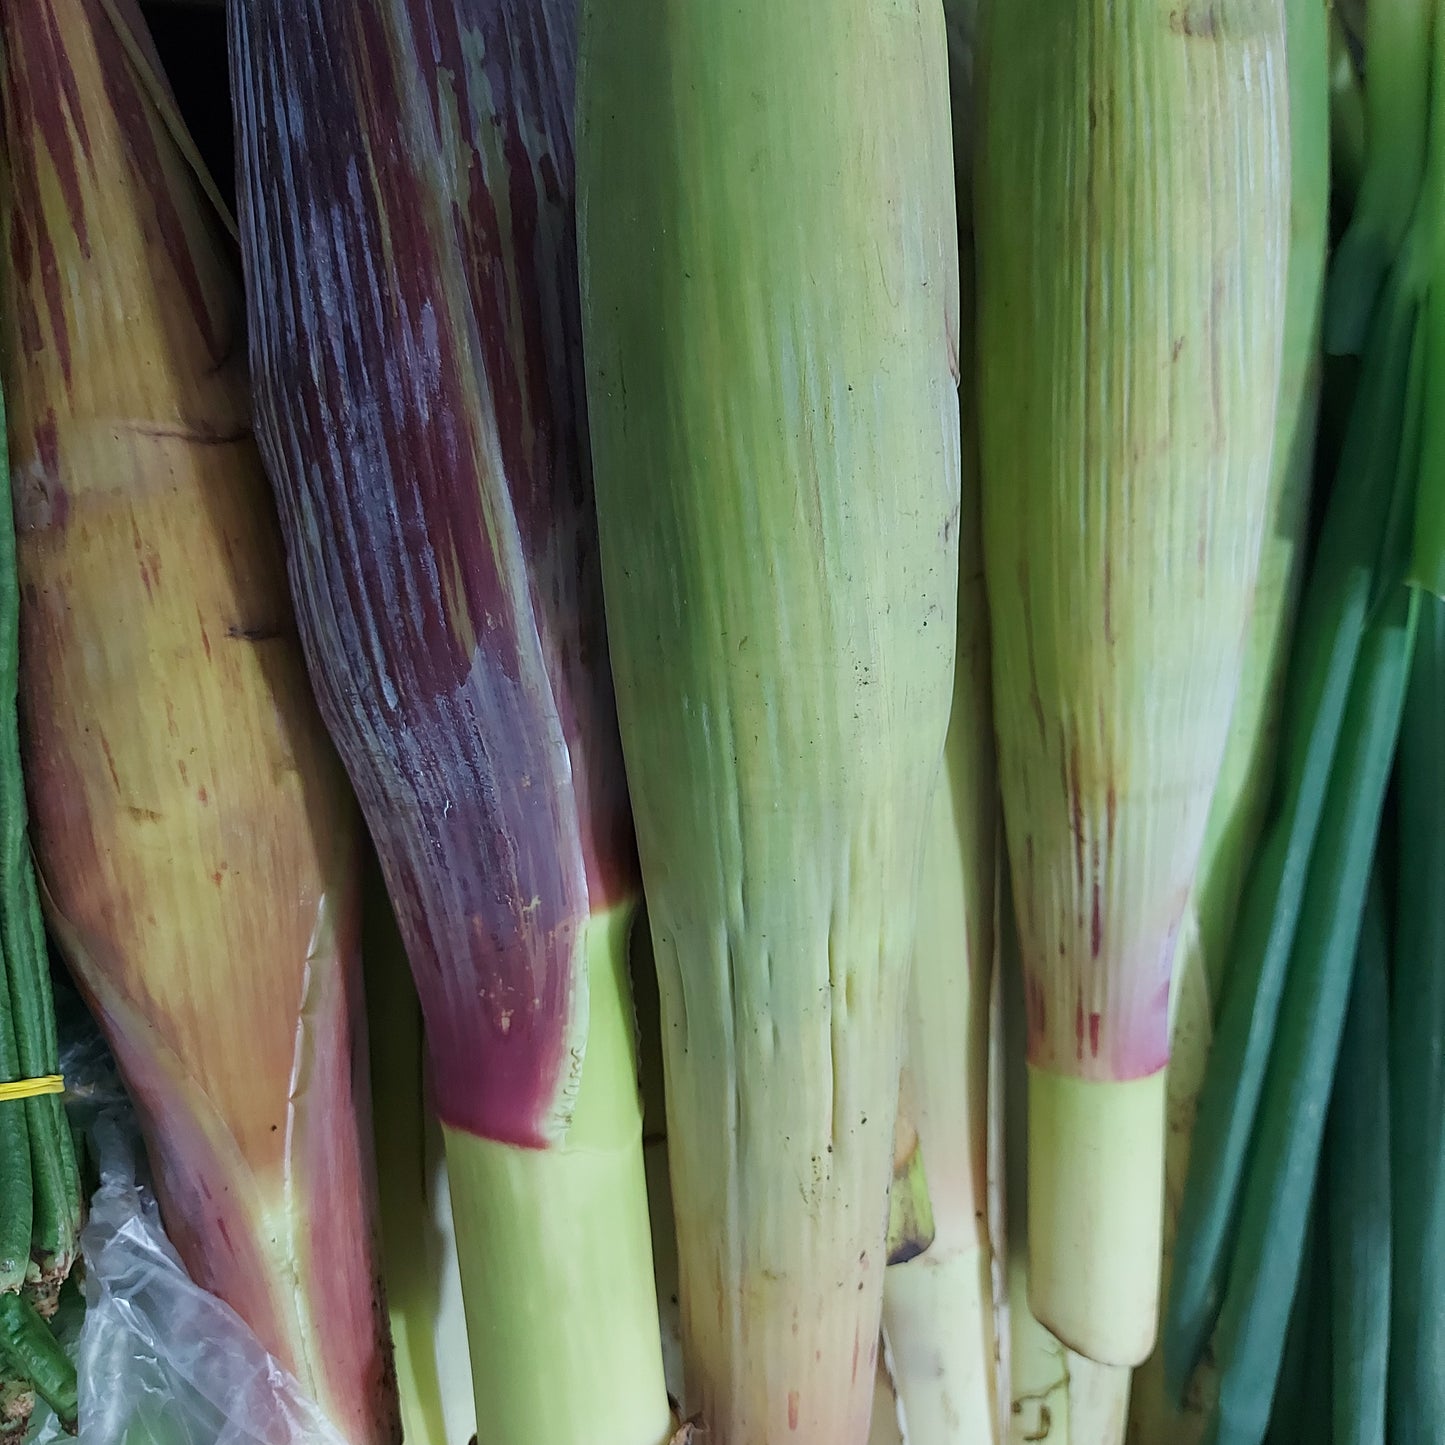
[0,1075,64,1103]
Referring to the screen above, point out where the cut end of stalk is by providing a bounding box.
[1026,1067,1166,1367]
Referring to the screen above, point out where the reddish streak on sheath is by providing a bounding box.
[1091,876,1103,958]
[787,1391,800,1431]
[0,0,93,383]
[1068,737,1086,892]
[1074,994,1086,1062]
[91,1,220,357]
[1089,1011,1102,1057]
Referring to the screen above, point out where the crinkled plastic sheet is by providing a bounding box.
[29,1002,346,1445]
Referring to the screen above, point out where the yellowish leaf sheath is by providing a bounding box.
[0,2,396,1438]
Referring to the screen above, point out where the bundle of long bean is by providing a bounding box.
[0,381,81,1439]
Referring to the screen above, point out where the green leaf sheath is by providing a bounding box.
[1389,589,1445,1445]
[1295,1196,1333,1445]
[0,1291,74,1430]
[1165,276,1420,1396]
[1207,595,1416,1445]
[1326,874,1391,1445]
[0,383,79,1284]
[1261,1203,1318,1445]
[1323,0,1432,355]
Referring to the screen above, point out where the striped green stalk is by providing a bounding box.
[1128,0,1329,1434]
[230,4,671,1443]
[578,1,961,1438]
[976,0,1290,1366]
[882,2,1004,1435]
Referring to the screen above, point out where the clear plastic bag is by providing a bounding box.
[29,1000,347,1445]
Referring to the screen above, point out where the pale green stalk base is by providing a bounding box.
[1009,1254,1070,1444]
[364,890,475,1445]
[884,1242,997,1443]
[1028,1069,1167,1367]
[387,1131,475,1445]
[445,904,671,1445]
[645,1136,685,1412]
[1125,937,1216,1445]
[871,1349,906,1445]
[1008,1255,1132,1445]
[1067,1352,1132,1445]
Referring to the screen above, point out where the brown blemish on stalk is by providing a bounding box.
[1074,995,1085,1061]
[1089,1012,1102,1057]
[1091,876,1103,958]
[1209,275,1225,446]
[1026,973,1047,1037]
[787,1391,800,1430]
[1169,6,1219,36]
[98,734,119,790]
[227,624,283,643]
